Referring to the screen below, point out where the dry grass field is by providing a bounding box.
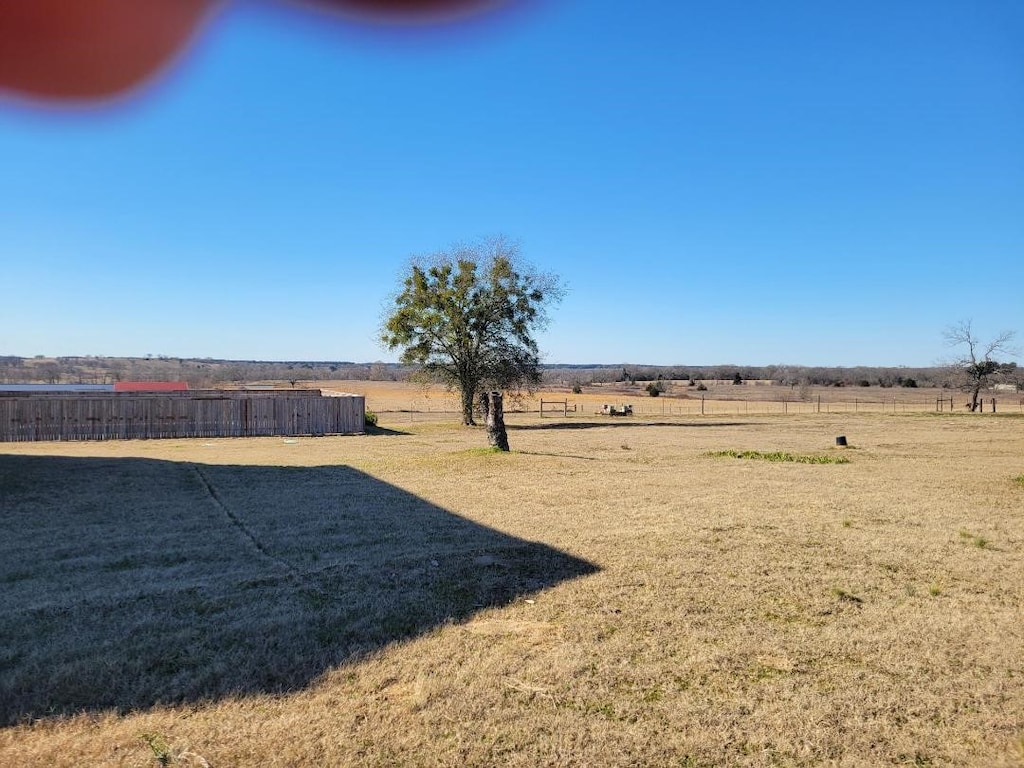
[1,411,1022,766]
[318,379,1024,419]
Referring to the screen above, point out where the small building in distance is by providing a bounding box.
[0,382,189,393]
[0,384,114,393]
[113,381,189,392]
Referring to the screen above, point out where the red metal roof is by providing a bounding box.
[114,381,189,392]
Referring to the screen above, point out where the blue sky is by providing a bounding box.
[2,0,1022,366]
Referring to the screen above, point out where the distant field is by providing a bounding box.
[1,412,1022,766]
[313,379,1023,418]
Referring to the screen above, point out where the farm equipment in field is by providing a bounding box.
[599,404,633,417]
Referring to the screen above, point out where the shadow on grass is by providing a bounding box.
[363,424,412,436]
[510,420,754,431]
[0,455,597,725]
[515,451,600,461]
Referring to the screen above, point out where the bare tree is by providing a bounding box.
[37,361,62,384]
[943,320,1018,412]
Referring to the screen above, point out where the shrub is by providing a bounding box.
[640,379,666,397]
[364,410,378,428]
[571,382,583,394]
[858,380,871,387]
[901,378,918,388]
[696,383,707,391]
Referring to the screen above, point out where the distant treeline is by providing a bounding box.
[3,355,1020,391]
[0,356,415,387]
[542,364,997,390]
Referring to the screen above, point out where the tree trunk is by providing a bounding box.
[970,385,981,412]
[461,386,476,425]
[483,391,510,451]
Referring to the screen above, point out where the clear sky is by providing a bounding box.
[2,0,1022,366]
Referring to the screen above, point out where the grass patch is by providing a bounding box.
[707,449,850,464]
[457,446,509,456]
[0,569,34,585]
[959,529,990,549]
[141,733,174,767]
[831,587,863,604]
[1014,474,1024,487]
[140,733,209,768]
[103,555,143,572]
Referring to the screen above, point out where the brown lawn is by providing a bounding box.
[1,411,1022,766]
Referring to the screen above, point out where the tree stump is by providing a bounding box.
[483,391,510,451]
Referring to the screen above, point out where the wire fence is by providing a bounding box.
[368,394,1024,422]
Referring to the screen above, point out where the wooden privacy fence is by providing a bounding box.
[0,390,365,442]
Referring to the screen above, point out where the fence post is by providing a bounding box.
[701,395,705,415]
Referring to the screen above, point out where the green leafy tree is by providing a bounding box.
[382,238,562,426]
[943,320,1018,411]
